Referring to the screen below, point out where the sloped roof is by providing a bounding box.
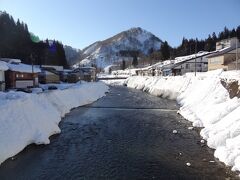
[206,46,240,58]
[8,63,41,73]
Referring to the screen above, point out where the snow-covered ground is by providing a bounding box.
[125,69,240,172]
[101,79,125,86]
[0,82,109,165]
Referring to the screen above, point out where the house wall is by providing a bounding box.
[208,55,227,71]
[0,71,5,81]
[5,71,39,89]
[39,71,60,84]
[0,71,5,91]
[208,52,239,71]
[178,57,208,75]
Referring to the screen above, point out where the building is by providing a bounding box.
[172,52,211,75]
[207,46,240,71]
[81,67,97,82]
[4,59,41,89]
[69,67,97,82]
[38,67,60,84]
[0,61,9,91]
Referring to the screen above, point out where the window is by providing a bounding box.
[16,73,24,78]
[185,64,189,69]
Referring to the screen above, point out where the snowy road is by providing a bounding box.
[0,86,238,179]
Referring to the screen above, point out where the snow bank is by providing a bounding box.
[101,79,125,86]
[125,70,240,171]
[0,82,108,165]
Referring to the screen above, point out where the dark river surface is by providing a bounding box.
[0,86,238,179]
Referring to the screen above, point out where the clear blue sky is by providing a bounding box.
[1,0,240,49]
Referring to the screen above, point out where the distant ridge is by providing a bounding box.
[74,27,162,68]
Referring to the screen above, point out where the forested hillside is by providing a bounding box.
[0,11,68,68]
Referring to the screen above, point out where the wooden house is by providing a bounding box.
[5,61,41,89]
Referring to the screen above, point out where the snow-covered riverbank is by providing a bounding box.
[0,82,109,165]
[125,70,240,172]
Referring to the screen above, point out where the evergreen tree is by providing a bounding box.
[236,26,240,40]
[0,11,69,67]
[160,41,170,60]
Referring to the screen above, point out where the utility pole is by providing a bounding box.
[31,54,34,74]
[236,38,238,70]
[30,53,35,87]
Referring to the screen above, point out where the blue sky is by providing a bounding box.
[1,0,240,49]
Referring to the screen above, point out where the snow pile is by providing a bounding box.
[101,79,125,86]
[0,82,108,165]
[112,69,137,76]
[125,70,240,171]
[126,75,189,99]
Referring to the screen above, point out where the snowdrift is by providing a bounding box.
[0,82,109,165]
[125,70,240,171]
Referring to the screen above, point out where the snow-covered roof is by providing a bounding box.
[206,46,240,58]
[0,58,21,64]
[174,51,211,64]
[0,61,9,71]
[8,63,41,73]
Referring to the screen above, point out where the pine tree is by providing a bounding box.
[160,41,170,60]
[236,26,240,40]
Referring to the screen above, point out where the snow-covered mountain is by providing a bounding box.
[64,45,81,66]
[75,27,162,68]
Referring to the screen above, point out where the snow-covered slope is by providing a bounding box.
[75,27,162,68]
[125,70,240,172]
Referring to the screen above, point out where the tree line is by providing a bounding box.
[119,26,240,69]
[0,11,68,68]
[156,26,240,61]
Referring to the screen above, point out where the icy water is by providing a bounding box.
[0,86,238,179]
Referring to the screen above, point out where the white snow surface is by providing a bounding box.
[0,61,9,71]
[7,63,41,73]
[125,70,240,172]
[0,82,108,165]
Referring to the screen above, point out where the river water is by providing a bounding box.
[0,86,237,179]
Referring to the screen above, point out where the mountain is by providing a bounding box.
[64,45,81,66]
[75,27,162,68]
